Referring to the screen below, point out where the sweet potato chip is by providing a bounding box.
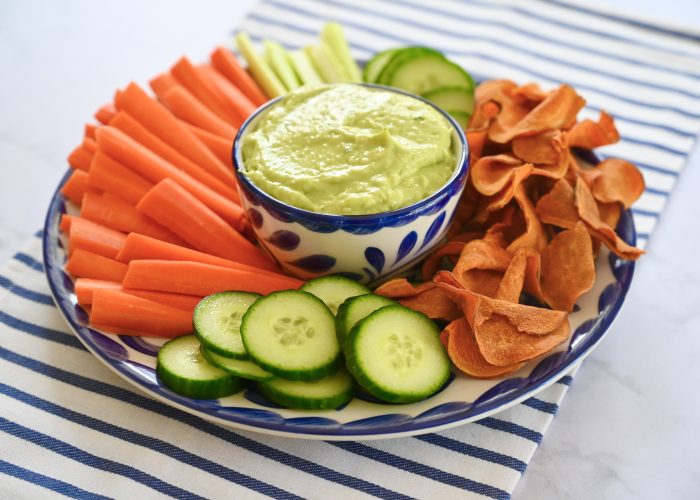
[443,318,524,378]
[522,248,545,303]
[421,240,466,282]
[597,201,622,230]
[540,222,596,312]
[495,248,529,303]
[374,278,433,298]
[508,184,548,253]
[481,164,534,215]
[375,279,461,321]
[535,178,579,229]
[471,154,525,196]
[566,110,620,149]
[512,82,549,105]
[512,130,565,167]
[591,158,645,208]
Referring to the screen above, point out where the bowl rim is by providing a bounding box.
[232,83,470,224]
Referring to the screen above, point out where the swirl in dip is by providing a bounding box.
[240,84,457,216]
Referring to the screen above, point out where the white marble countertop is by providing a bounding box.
[1,1,698,498]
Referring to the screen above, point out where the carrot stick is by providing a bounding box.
[61,169,93,205]
[116,233,281,275]
[75,278,121,305]
[95,126,244,229]
[123,260,303,297]
[68,146,93,171]
[87,150,153,205]
[90,289,193,337]
[211,47,268,106]
[85,124,98,139]
[65,248,128,282]
[109,111,239,202]
[198,64,257,125]
[81,191,186,246]
[82,137,97,154]
[184,123,233,168]
[68,217,126,259]
[137,179,269,267]
[114,82,233,184]
[170,56,240,125]
[95,104,117,125]
[60,214,73,233]
[149,72,178,96]
[121,288,202,313]
[157,85,238,139]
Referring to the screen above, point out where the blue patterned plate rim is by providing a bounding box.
[43,159,635,440]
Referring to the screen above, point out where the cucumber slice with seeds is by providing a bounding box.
[335,294,396,345]
[194,291,260,359]
[384,55,474,96]
[345,305,450,403]
[157,335,245,399]
[422,86,474,116]
[258,367,355,409]
[376,47,445,87]
[300,275,370,315]
[200,346,275,382]
[241,290,340,380]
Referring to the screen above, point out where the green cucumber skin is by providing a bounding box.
[200,346,275,382]
[335,295,396,346]
[376,47,446,86]
[344,306,451,404]
[300,275,371,316]
[240,290,341,381]
[257,370,355,410]
[363,48,398,83]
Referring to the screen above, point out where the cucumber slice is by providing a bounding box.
[376,47,445,86]
[263,39,301,91]
[258,367,355,409]
[363,48,398,83]
[288,50,323,86]
[157,335,245,399]
[235,32,286,98]
[448,110,470,129]
[422,86,474,116]
[385,56,474,96]
[300,275,371,315]
[200,346,275,381]
[193,291,260,359]
[335,294,396,345]
[321,22,362,83]
[345,305,450,403]
[240,290,340,380]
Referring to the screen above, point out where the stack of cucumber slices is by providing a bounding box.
[157,276,451,409]
[364,47,475,129]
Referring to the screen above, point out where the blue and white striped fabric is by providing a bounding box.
[2,1,699,498]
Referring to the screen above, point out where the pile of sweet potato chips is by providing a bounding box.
[376,80,645,379]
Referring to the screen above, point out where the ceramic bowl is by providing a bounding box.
[232,84,469,283]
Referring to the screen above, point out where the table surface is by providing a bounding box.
[1,1,698,498]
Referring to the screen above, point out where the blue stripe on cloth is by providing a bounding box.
[0,276,54,306]
[476,418,543,444]
[330,441,510,499]
[521,398,559,415]
[0,347,410,499]
[254,4,700,121]
[415,433,527,473]
[13,252,44,272]
[644,187,670,197]
[0,460,110,500]
[637,232,650,240]
[557,375,574,386]
[0,384,301,500]
[0,417,203,499]
[0,311,85,351]
[631,208,661,219]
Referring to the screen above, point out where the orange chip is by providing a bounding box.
[512,130,566,171]
[470,154,526,196]
[466,130,488,159]
[481,163,534,215]
[508,184,548,253]
[535,178,580,229]
[566,110,620,149]
[540,222,596,312]
[443,318,525,378]
[375,278,460,321]
[591,158,645,209]
[374,278,434,298]
[597,201,622,230]
[495,248,529,303]
[421,240,467,282]
[452,239,511,294]
[522,248,545,303]
[512,82,549,105]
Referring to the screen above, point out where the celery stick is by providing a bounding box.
[321,22,362,83]
[288,50,324,86]
[263,39,301,91]
[305,43,348,83]
[235,32,286,97]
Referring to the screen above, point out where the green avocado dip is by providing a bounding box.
[240,84,457,215]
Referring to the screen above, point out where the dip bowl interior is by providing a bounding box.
[232,83,469,283]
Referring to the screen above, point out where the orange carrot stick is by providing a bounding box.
[121,288,202,313]
[114,82,233,184]
[68,217,126,259]
[109,111,238,202]
[211,47,268,106]
[137,179,269,267]
[95,126,244,229]
[149,72,178,96]
[65,248,128,282]
[198,64,257,125]
[68,146,93,171]
[61,170,93,205]
[75,278,121,305]
[90,289,193,337]
[82,137,97,154]
[87,151,153,205]
[60,214,73,233]
[81,191,186,246]
[85,124,98,139]
[116,233,281,275]
[123,260,303,297]
[171,56,239,125]
[95,104,117,125]
[184,123,233,168]
[157,85,238,138]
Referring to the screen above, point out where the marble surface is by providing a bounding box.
[1,1,698,498]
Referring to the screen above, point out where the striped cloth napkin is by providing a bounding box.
[2,1,699,498]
